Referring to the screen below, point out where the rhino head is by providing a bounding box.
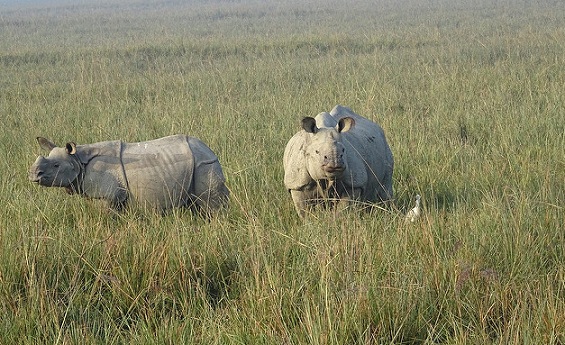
[301,116,355,180]
[29,137,82,189]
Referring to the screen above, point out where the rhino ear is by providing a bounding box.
[36,137,57,152]
[301,117,318,134]
[65,142,77,155]
[338,117,355,133]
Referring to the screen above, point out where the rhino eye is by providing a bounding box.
[315,150,320,155]
[54,163,60,168]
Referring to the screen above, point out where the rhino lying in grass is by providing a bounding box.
[283,105,394,217]
[29,135,229,215]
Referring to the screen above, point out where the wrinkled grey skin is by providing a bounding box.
[283,105,394,217]
[29,134,229,216]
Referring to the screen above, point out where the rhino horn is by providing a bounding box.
[29,156,46,182]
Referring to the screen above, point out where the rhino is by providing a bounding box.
[283,105,393,217]
[29,134,229,215]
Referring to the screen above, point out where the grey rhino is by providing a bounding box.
[29,134,229,215]
[283,105,393,217]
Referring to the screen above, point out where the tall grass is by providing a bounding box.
[1,0,564,343]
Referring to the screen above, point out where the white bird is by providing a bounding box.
[405,194,421,223]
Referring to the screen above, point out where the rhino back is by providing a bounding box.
[329,105,394,199]
[330,105,393,167]
[121,135,195,210]
[186,136,221,167]
[186,135,226,188]
[186,136,229,212]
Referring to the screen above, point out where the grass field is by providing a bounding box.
[1,0,564,343]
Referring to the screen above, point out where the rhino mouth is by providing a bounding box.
[324,166,345,177]
[29,170,51,185]
[29,171,42,183]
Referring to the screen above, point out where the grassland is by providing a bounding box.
[1,0,564,343]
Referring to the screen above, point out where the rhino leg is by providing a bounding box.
[291,184,365,218]
[375,171,394,202]
[108,187,128,211]
[336,188,369,215]
[191,160,229,216]
[290,190,309,218]
[82,169,129,211]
